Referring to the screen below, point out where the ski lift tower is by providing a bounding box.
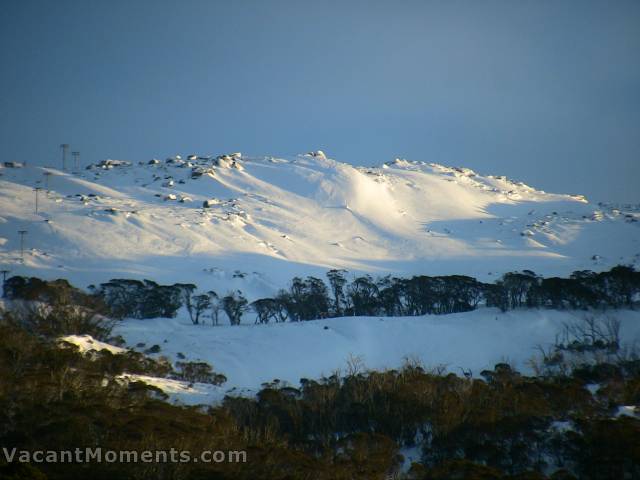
[34,187,42,214]
[60,144,69,171]
[0,269,9,297]
[72,151,80,172]
[43,171,53,191]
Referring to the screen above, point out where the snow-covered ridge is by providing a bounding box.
[0,153,638,298]
[67,308,640,405]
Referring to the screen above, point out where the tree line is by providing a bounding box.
[2,265,639,325]
[253,266,639,322]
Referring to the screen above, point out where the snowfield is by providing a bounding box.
[0,153,638,299]
[2,153,640,405]
[100,308,640,405]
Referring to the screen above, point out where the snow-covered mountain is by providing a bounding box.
[0,152,639,297]
[2,152,640,403]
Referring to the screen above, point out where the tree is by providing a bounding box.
[208,290,222,325]
[284,277,331,321]
[498,272,539,309]
[597,265,640,308]
[376,276,404,316]
[443,275,484,313]
[275,289,294,321]
[222,291,248,326]
[97,279,183,319]
[251,298,282,324]
[143,281,182,318]
[175,361,226,385]
[327,269,348,316]
[484,283,508,311]
[303,277,331,320]
[346,276,379,316]
[98,279,146,318]
[175,283,197,322]
[191,294,211,325]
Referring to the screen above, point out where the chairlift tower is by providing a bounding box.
[0,269,9,297]
[60,144,69,171]
[72,151,80,172]
[34,187,42,214]
[43,171,53,191]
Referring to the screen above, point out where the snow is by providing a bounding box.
[1,152,639,406]
[399,444,422,472]
[60,334,126,355]
[112,308,640,403]
[60,334,226,405]
[585,383,600,395]
[0,153,638,299]
[616,405,640,419]
[116,374,226,406]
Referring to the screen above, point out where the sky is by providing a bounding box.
[1,0,639,203]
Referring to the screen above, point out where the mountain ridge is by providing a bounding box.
[1,153,638,299]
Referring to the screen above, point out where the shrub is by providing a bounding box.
[175,361,227,385]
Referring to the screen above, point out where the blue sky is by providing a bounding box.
[1,0,639,202]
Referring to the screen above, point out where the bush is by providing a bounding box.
[175,361,227,385]
[8,302,114,341]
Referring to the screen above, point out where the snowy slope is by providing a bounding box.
[0,153,639,298]
[109,308,640,404]
[3,153,637,406]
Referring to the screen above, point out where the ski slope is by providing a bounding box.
[0,152,639,299]
[2,152,639,405]
[63,307,640,405]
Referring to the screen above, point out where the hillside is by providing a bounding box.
[108,308,640,405]
[1,152,638,297]
[2,153,640,479]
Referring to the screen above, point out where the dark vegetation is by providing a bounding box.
[0,303,638,479]
[3,266,639,326]
[175,361,227,385]
[1,267,638,477]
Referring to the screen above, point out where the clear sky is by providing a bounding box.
[1,0,639,203]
